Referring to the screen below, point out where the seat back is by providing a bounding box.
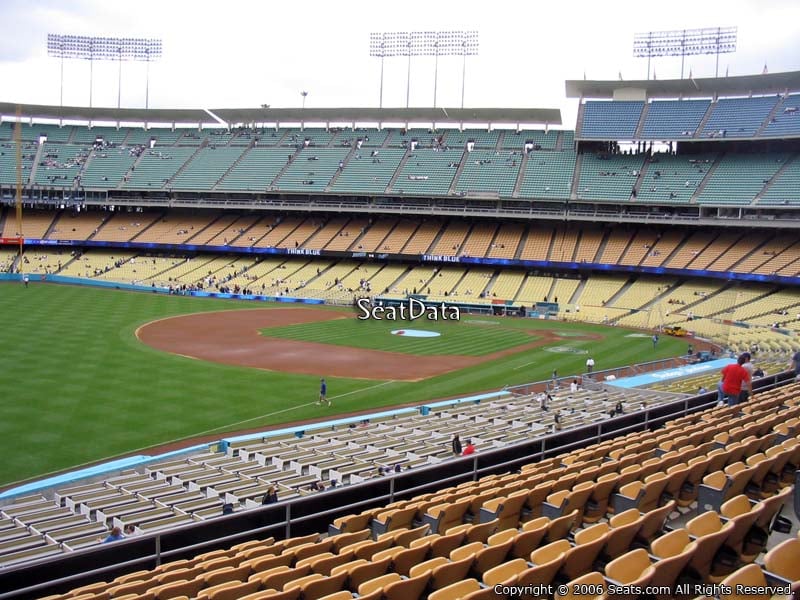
[516,545,566,592]
[649,540,696,593]
[687,520,734,580]
[638,473,669,513]
[663,464,690,497]
[429,530,467,558]
[525,482,555,517]
[636,500,677,545]
[482,557,528,587]
[437,498,471,533]
[650,528,691,559]
[604,510,643,560]
[463,518,500,544]
[531,539,571,565]
[490,489,529,531]
[428,579,482,600]
[719,564,771,600]
[754,484,793,531]
[383,572,430,600]
[393,524,431,548]
[686,510,723,537]
[151,578,205,600]
[331,512,373,534]
[605,548,652,585]
[545,509,579,542]
[563,481,595,519]
[428,555,474,591]
[584,473,621,523]
[473,539,513,577]
[510,526,549,559]
[763,538,800,580]
[259,565,312,593]
[555,572,606,600]
[330,529,372,553]
[562,526,609,582]
[296,571,348,600]
[391,544,430,576]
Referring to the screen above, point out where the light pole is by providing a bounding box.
[47,34,163,111]
[301,91,308,130]
[459,31,479,109]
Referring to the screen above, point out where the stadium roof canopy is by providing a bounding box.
[566,70,800,99]
[210,107,561,126]
[0,102,210,124]
[0,103,561,127]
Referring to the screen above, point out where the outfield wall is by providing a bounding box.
[0,274,326,305]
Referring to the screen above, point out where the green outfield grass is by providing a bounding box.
[0,283,687,488]
[261,316,536,355]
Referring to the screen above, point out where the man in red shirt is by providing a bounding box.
[720,354,751,406]
[462,439,476,456]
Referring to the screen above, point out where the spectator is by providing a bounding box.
[262,485,278,504]
[101,527,124,544]
[739,352,754,403]
[451,433,463,456]
[720,353,752,406]
[462,439,476,456]
[790,349,800,378]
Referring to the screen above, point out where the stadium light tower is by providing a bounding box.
[47,34,163,110]
[633,26,737,80]
[369,31,478,109]
[459,31,479,109]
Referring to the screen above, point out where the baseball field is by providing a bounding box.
[0,283,687,487]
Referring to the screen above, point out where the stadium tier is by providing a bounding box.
[636,153,716,204]
[454,150,521,197]
[640,99,711,139]
[578,93,800,141]
[517,149,575,200]
[5,382,798,594]
[580,101,644,139]
[701,96,779,139]
[696,153,791,205]
[275,147,352,192]
[5,210,800,279]
[576,153,643,202]
[3,118,800,206]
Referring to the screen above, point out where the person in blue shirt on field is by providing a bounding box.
[317,378,330,406]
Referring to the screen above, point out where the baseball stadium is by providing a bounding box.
[1,7,800,600]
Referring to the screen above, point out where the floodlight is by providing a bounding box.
[633,26,737,79]
[369,30,480,109]
[47,33,163,109]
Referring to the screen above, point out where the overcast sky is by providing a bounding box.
[1,0,799,128]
